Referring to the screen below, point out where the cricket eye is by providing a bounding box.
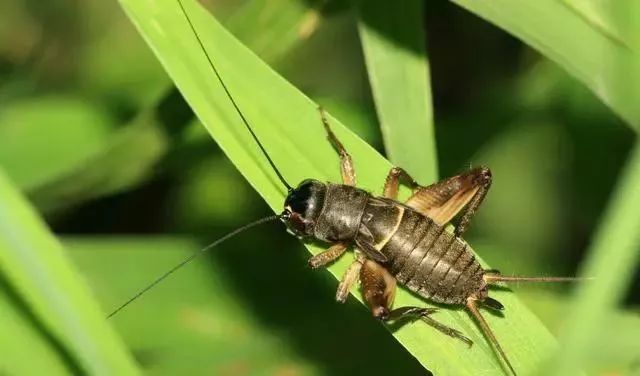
[287,212,309,236]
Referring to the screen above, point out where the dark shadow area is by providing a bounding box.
[488,285,513,293]
[155,88,196,138]
[53,179,173,234]
[482,307,506,319]
[425,2,522,113]
[355,0,427,57]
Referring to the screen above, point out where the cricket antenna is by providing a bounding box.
[107,214,283,318]
[177,0,292,191]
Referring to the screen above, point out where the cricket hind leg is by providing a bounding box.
[453,167,492,236]
[471,272,586,375]
[382,166,492,237]
[466,296,517,375]
[318,107,356,186]
[359,259,473,347]
[404,166,492,237]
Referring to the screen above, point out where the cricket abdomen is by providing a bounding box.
[356,197,484,305]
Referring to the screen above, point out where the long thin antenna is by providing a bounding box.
[466,298,517,375]
[108,215,281,318]
[177,0,292,191]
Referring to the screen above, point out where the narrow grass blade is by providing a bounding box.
[355,0,437,182]
[120,0,559,374]
[451,0,640,131]
[0,169,139,374]
[551,143,640,374]
[0,286,72,375]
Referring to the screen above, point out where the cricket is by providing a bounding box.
[108,1,584,375]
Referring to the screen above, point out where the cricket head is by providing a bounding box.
[281,179,326,237]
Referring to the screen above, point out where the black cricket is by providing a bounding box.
[109,1,583,375]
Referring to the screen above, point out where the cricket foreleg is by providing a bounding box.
[383,167,419,199]
[308,242,348,269]
[318,106,356,186]
[359,259,472,347]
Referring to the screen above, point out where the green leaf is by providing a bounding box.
[224,0,322,64]
[0,285,72,375]
[551,143,640,375]
[0,169,139,374]
[65,236,426,375]
[26,108,169,214]
[450,0,640,131]
[562,0,627,46]
[0,96,115,190]
[355,0,438,182]
[120,0,558,374]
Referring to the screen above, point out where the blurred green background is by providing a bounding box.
[0,0,638,375]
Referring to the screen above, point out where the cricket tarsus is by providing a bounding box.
[176,0,292,191]
[107,215,281,318]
